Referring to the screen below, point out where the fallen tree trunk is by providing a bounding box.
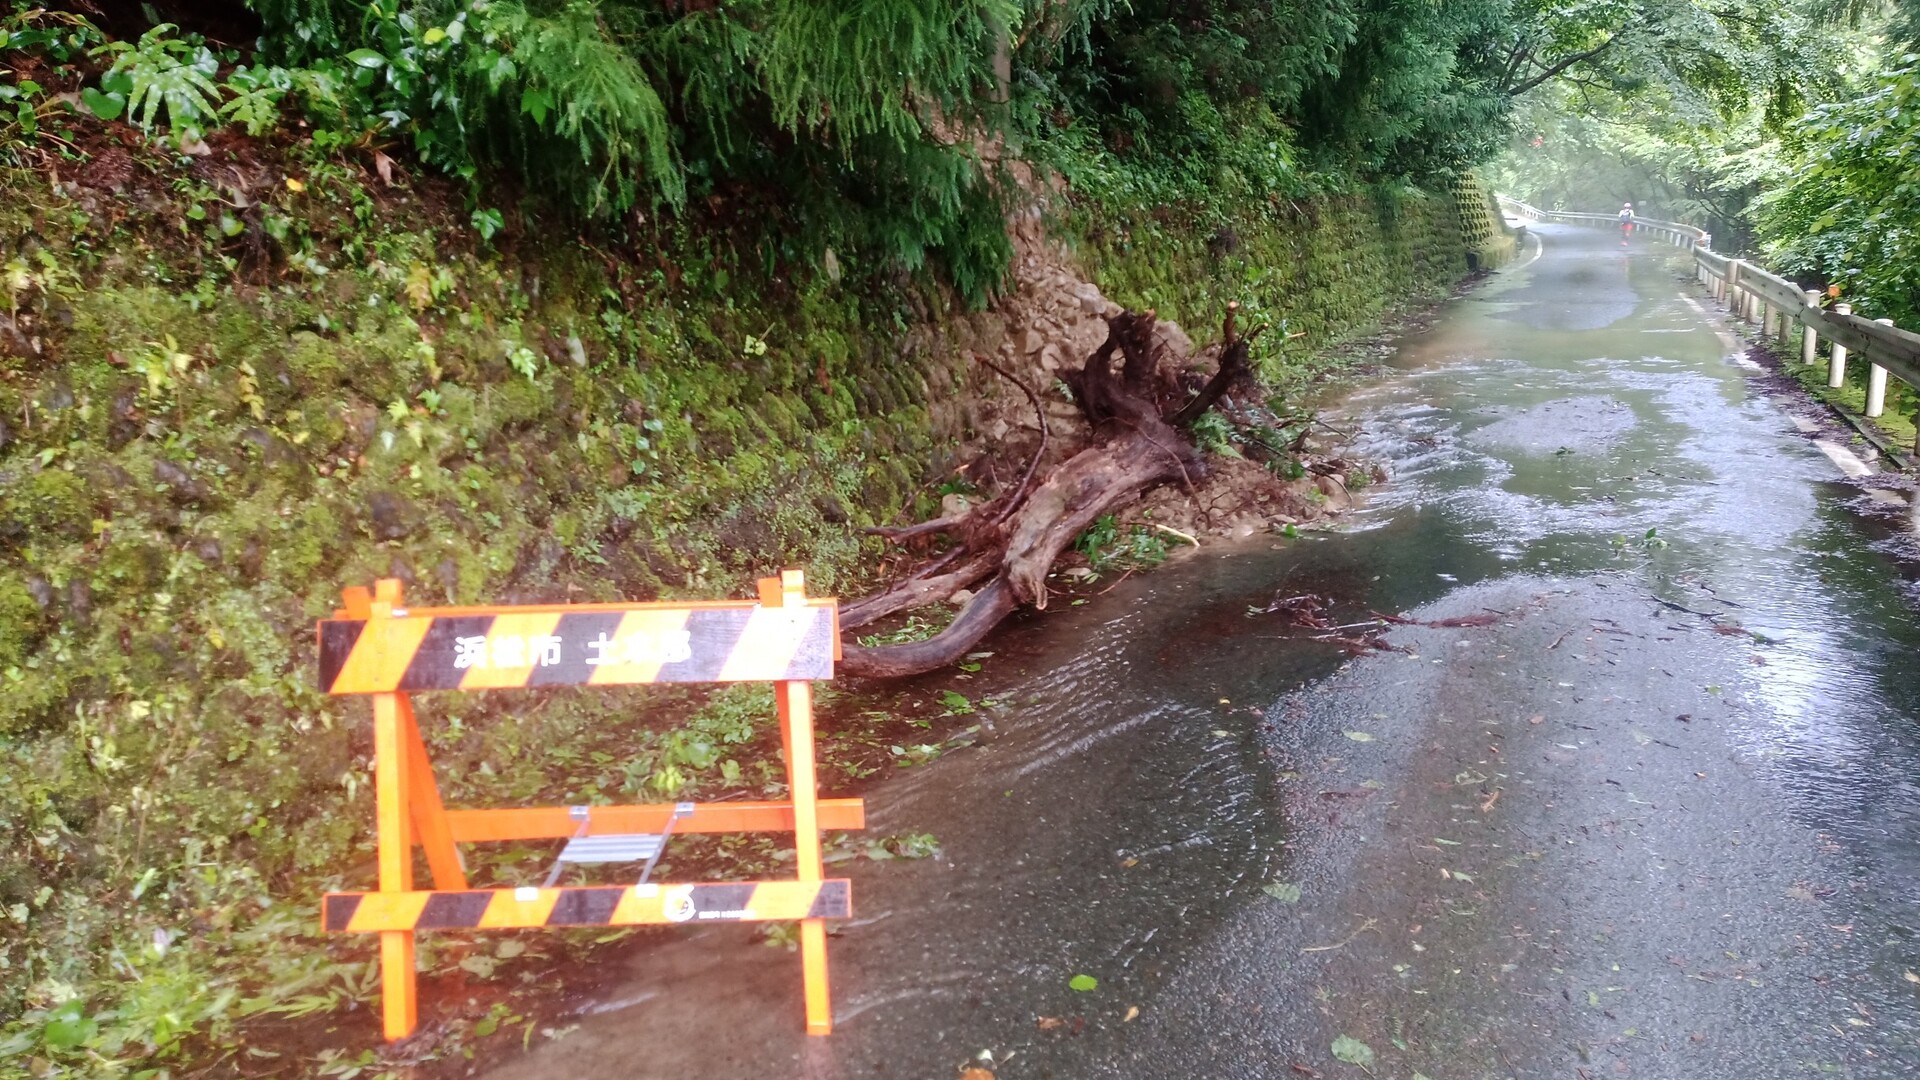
[839,306,1255,678]
[838,551,998,631]
[840,579,1020,677]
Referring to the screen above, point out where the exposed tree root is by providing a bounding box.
[974,353,1050,525]
[839,305,1256,678]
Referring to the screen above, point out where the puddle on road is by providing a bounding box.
[486,225,1920,1080]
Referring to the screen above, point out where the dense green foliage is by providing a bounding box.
[5,0,1022,298]
[1747,4,1920,326]
[6,1,1532,302]
[1031,0,1511,190]
[1754,65,1920,324]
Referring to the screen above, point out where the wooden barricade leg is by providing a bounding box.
[372,691,419,1041]
[397,694,467,890]
[765,569,832,1033]
[778,678,832,1035]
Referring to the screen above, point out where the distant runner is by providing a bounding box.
[1619,202,1635,238]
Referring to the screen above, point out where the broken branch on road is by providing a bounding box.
[1301,917,1381,953]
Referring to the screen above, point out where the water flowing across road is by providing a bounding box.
[485,224,1920,1078]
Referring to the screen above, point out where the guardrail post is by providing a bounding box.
[1867,317,1894,417]
[1801,291,1820,364]
[1723,260,1739,306]
[1829,302,1852,388]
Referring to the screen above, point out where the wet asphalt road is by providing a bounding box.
[481,225,1920,1078]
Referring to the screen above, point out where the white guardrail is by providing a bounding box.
[1498,194,1920,456]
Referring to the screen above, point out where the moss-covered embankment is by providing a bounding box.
[0,137,1494,1065]
[1083,186,1488,379]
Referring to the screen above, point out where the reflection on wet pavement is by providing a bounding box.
[1346,226,1920,884]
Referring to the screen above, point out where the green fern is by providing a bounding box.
[759,0,1017,150]
[218,66,291,135]
[491,2,680,212]
[234,0,1025,294]
[93,24,221,134]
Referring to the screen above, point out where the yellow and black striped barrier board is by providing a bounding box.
[316,574,851,1041]
[319,602,836,694]
[322,880,851,932]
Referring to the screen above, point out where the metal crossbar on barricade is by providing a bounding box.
[314,570,857,1041]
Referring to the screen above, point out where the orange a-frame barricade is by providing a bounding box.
[314,570,859,1040]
